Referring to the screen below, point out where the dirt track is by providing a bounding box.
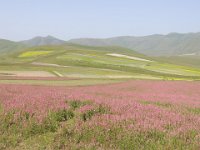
[0,71,55,77]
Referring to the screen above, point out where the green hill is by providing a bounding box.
[1,43,200,80]
[0,36,65,56]
[158,55,200,68]
[0,39,27,54]
[2,33,200,57]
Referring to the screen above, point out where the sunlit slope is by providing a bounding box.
[157,56,200,69]
[1,44,200,80]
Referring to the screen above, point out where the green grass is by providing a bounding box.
[187,107,200,115]
[0,78,126,86]
[140,100,173,108]
[158,56,200,69]
[0,43,200,81]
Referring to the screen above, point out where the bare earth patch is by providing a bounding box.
[31,62,69,68]
[107,53,153,62]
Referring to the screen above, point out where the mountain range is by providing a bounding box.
[69,32,200,56]
[1,32,200,56]
[0,36,66,54]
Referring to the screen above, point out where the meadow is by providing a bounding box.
[0,80,200,149]
[1,0,200,149]
[1,44,200,82]
[0,44,200,149]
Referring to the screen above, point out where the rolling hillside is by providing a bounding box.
[0,36,66,55]
[69,32,200,56]
[0,39,27,54]
[2,32,200,57]
[1,43,200,81]
[158,55,200,68]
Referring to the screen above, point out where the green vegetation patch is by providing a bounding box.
[187,107,200,115]
[140,100,172,108]
[66,99,92,110]
[0,78,125,86]
[81,104,111,121]
[53,123,199,150]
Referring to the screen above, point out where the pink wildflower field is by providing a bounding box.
[1,80,200,134]
[1,80,200,149]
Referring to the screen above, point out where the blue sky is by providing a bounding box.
[0,0,200,41]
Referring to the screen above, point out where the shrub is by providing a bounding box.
[81,104,111,121]
[81,109,96,121]
[53,109,74,122]
[68,100,92,110]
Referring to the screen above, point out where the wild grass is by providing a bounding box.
[1,44,200,80]
[140,100,173,108]
[187,107,200,115]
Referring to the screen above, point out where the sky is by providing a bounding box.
[0,0,200,41]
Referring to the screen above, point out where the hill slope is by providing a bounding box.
[2,32,200,57]
[158,55,200,68]
[69,32,200,56]
[0,39,27,54]
[1,44,200,80]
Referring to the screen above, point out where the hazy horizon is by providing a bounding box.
[1,0,200,41]
[1,31,200,42]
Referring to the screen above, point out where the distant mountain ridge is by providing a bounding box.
[1,33,200,56]
[20,35,66,46]
[69,32,200,56]
[0,36,66,54]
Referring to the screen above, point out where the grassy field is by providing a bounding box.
[0,44,200,85]
[0,78,127,86]
[157,55,200,69]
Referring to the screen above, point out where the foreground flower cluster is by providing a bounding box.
[0,80,200,149]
